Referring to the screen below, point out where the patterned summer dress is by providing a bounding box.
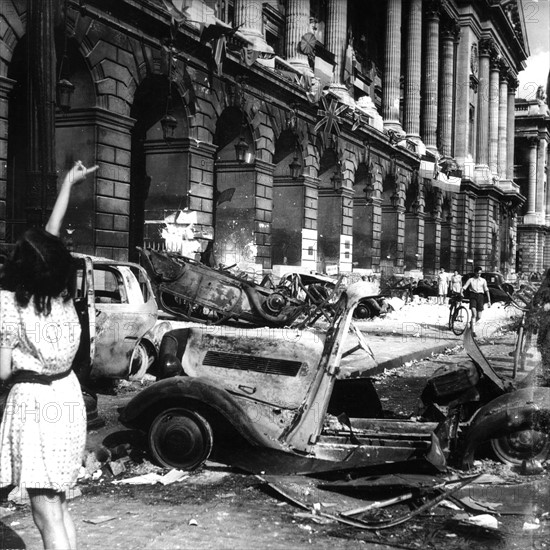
[0,290,86,493]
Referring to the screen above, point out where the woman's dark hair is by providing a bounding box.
[0,228,74,315]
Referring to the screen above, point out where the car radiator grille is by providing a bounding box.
[202,351,302,377]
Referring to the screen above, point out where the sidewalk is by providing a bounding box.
[340,300,518,378]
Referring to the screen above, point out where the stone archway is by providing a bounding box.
[130,75,189,259]
[6,35,96,245]
[212,106,259,272]
[272,129,305,269]
[352,162,375,269]
[317,147,344,273]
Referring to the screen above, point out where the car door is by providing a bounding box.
[70,256,96,382]
[90,261,158,379]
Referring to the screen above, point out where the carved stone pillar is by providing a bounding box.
[0,76,16,241]
[326,0,347,85]
[421,1,440,152]
[506,77,518,179]
[438,20,458,157]
[404,0,422,138]
[536,137,547,219]
[476,39,492,167]
[382,0,403,132]
[487,54,500,175]
[547,143,550,223]
[527,137,538,214]
[285,0,311,72]
[497,67,508,179]
[26,0,58,227]
[234,0,270,51]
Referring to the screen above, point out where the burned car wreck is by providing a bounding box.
[137,247,361,328]
[120,280,550,473]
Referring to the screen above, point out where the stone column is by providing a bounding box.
[382,0,403,132]
[26,0,58,227]
[421,0,441,152]
[526,137,538,214]
[536,137,547,220]
[487,54,500,175]
[438,19,458,157]
[403,0,422,139]
[0,76,16,242]
[497,66,509,179]
[547,142,550,223]
[234,0,269,51]
[452,27,471,167]
[506,78,518,179]
[476,39,492,167]
[285,0,311,72]
[325,0,347,86]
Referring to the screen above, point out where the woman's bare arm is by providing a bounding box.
[0,346,13,380]
[45,161,99,237]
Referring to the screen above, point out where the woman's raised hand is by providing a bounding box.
[66,161,99,186]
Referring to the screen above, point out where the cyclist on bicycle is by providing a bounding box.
[461,267,491,337]
[449,269,462,295]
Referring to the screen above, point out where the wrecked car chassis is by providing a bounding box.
[120,282,550,472]
[137,247,347,328]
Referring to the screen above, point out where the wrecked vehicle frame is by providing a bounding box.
[120,281,550,473]
[137,247,367,328]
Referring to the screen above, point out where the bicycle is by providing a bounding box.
[503,287,535,378]
[448,293,469,335]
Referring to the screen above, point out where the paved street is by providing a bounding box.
[3,300,547,550]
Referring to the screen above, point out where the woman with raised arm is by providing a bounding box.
[0,161,98,549]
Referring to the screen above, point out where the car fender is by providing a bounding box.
[461,387,550,468]
[120,376,277,450]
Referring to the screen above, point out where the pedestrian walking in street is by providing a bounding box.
[0,161,98,549]
[461,266,491,337]
[437,267,449,305]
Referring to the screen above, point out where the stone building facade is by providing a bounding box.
[0,0,530,279]
[514,92,550,275]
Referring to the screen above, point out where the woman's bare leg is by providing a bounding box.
[61,494,77,549]
[28,488,73,549]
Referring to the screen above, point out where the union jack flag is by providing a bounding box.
[314,96,348,136]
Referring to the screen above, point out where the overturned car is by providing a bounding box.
[120,281,550,473]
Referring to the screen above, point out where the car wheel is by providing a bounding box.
[82,389,105,430]
[148,408,214,470]
[491,429,550,466]
[354,302,374,319]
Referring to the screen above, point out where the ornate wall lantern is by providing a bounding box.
[235,135,249,163]
[161,112,178,141]
[364,178,375,203]
[331,167,343,190]
[56,79,75,113]
[390,189,400,208]
[161,42,178,140]
[234,79,251,162]
[289,154,302,179]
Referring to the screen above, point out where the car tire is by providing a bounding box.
[148,408,214,470]
[354,302,374,319]
[491,430,550,466]
[82,389,105,430]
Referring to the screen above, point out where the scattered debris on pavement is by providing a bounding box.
[83,515,118,525]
